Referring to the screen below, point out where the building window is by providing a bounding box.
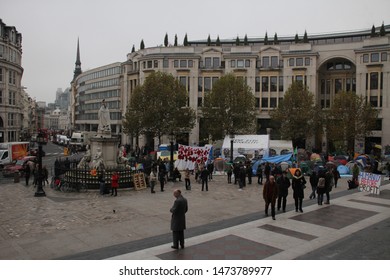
[289,58,295,67]
[370,72,379,90]
[245,59,250,68]
[237,60,244,68]
[255,98,260,108]
[335,79,342,93]
[213,57,220,68]
[261,98,268,108]
[231,60,236,68]
[205,57,212,68]
[8,113,15,126]
[296,58,303,66]
[198,77,203,92]
[0,68,2,82]
[154,60,158,68]
[305,57,310,66]
[270,76,277,92]
[174,60,179,68]
[8,91,16,105]
[188,60,193,68]
[180,60,187,68]
[0,90,2,104]
[255,77,260,92]
[204,77,211,92]
[163,59,169,68]
[371,53,379,62]
[270,98,277,108]
[147,60,153,68]
[262,77,269,92]
[9,71,16,85]
[262,56,269,68]
[381,52,387,61]
[279,76,284,92]
[363,54,369,63]
[271,56,278,68]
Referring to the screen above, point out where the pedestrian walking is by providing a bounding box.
[207,161,214,180]
[226,163,233,184]
[150,170,157,193]
[333,167,340,188]
[263,175,279,220]
[246,161,252,184]
[24,163,31,186]
[200,167,209,191]
[158,160,167,192]
[309,171,318,199]
[111,171,119,196]
[276,171,290,212]
[317,176,326,205]
[184,168,191,190]
[324,168,334,204]
[170,189,188,249]
[238,164,246,190]
[98,172,106,195]
[292,169,306,212]
[42,165,49,186]
[256,163,263,184]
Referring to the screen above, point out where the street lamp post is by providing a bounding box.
[34,133,46,197]
[229,133,235,163]
[168,132,175,181]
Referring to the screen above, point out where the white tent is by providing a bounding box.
[221,134,270,160]
[269,140,293,155]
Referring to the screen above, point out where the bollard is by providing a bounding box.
[14,171,20,183]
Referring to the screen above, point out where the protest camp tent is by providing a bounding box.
[221,134,270,160]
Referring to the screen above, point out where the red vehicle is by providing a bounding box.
[2,156,36,177]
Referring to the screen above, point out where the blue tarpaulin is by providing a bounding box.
[252,153,293,175]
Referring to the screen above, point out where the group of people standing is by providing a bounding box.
[261,163,337,220]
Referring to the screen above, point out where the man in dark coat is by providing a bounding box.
[263,175,279,220]
[170,189,188,249]
[276,171,291,212]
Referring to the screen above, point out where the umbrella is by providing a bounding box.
[337,165,350,175]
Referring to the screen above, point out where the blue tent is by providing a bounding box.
[252,153,293,175]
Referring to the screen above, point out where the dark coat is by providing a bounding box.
[292,175,306,199]
[263,180,279,203]
[276,176,290,197]
[170,195,188,231]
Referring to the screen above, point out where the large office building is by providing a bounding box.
[72,25,390,153]
[0,19,24,143]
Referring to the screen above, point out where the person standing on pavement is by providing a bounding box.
[324,168,334,204]
[184,168,191,190]
[24,163,31,186]
[158,159,167,192]
[200,166,209,191]
[332,167,340,188]
[276,171,290,212]
[98,171,106,195]
[226,163,233,184]
[149,169,157,193]
[170,189,188,249]
[263,175,279,220]
[111,171,119,196]
[309,171,318,199]
[292,169,306,212]
[256,163,263,185]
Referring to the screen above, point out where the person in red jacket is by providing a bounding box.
[263,175,279,220]
[111,171,119,196]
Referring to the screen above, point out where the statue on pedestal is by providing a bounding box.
[98,99,111,134]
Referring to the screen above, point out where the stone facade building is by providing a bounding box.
[0,19,24,143]
[71,25,390,153]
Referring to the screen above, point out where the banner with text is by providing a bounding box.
[358,172,381,195]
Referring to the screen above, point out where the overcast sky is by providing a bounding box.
[2,0,390,103]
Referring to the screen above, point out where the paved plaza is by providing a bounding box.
[0,174,389,260]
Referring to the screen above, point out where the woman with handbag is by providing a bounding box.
[292,169,306,212]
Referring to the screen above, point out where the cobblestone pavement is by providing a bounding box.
[0,174,388,260]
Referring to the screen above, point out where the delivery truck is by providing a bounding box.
[70,131,94,151]
[0,142,30,169]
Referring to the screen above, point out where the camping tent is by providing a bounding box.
[251,153,293,175]
[221,134,270,160]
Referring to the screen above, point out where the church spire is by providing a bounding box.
[73,38,82,80]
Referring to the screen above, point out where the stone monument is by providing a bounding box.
[89,99,120,169]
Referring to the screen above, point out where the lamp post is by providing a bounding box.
[34,132,46,197]
[168,132,176,181]
[229,133,235,163]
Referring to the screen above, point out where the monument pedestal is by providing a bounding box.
[90,134,119,168]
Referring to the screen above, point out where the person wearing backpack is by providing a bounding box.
[317,176,326,205]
